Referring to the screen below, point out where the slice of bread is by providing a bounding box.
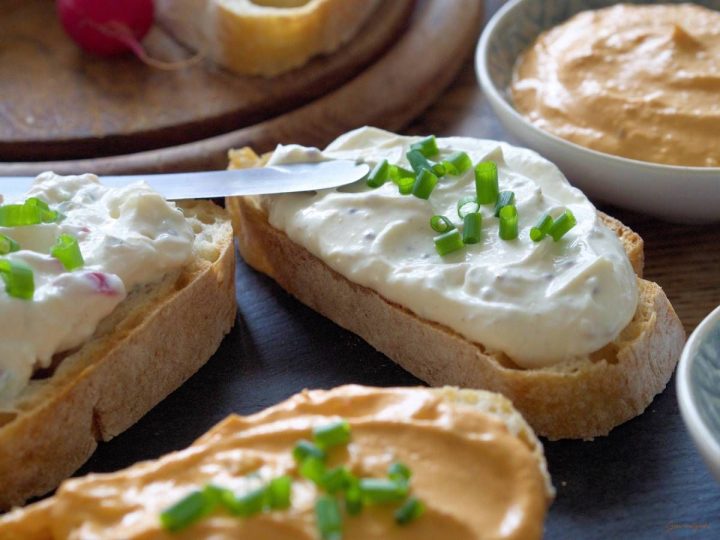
[0,385,553,539]
[0,200,236,510]
[156,0,381,76]
[226,155,684,440]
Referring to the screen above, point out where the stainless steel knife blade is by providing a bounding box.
[0,160,370,201]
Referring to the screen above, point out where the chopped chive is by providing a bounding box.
[429,215,455,234]
[0,259,34,300]
[231,486,267,517]
[25,197,59,223]
[322,466,354,494]
[406,150,433,174]
[0,198,59,227]
[410,135,439,158]
[388,462,412,484]
[358,478,409,503]
[530,213,553,242]
[0,234,20,255]
[462,213,482,244]
[474,161,499,204]
[498,205,519,240]
[159,490,212,532]
[395,497,425,525]
[300,456,327,485]
[396,175,415,196]
[493,191,515,217]
[442,151,472,175]
[548,209,577,241]
[315,495,343,540]
[412,169,438,200]
[367,159,390,188]
[293,440,326,463]
[51,233,84,271]
[432,162,446,177]
[389,165,414,183]
[457,195,479,218]
[345,477,363,516]
[313,420,351,449]
[267,475,292,510]
[434,229,464,256]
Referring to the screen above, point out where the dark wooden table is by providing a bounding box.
[77,1,720,538]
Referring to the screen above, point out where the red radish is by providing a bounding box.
[57,0,154,57]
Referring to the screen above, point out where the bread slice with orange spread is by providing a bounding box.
[225,128,685,440]
[0,385,553,540]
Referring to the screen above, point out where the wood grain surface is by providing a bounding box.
[0,0,484,175]
[0,0,412,161]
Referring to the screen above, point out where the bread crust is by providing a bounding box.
[0,201,236,510]
[227,195,684,440]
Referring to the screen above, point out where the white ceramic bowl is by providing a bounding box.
[476,0,720,224]
[677,305,720,482]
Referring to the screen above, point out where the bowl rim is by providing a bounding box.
[475,0,720,175]
[677,304,720,473]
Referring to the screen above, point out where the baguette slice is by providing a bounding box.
[0,200,236,510]
[226,156,685,440]
[156,0,381,77]
[0,385,553,539]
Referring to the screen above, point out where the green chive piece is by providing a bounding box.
[159,490,212,532]
[396,175,415,196]
[530,213,553,242]
[25,197,59,223]
[313,420,351,449]
[498,205,519,241]
[429,215,455,234]
[267,475,292,510]
[494,191,515,217]
[457,195,479,218]
[395,497,425,525]
[293,440,326,463]
[432,162,447,177]
[388,462,412,484]
[474,161,499,205]
[345,478,363,516]
[367,159,390,188]
[389,165,414,183]
[315,495,343,540]
[51,233,84,271]
[0,234,20,255]
[410,135,439,158]
[442,151,473,176]
[548,209,577,241]
[0,204,41,227]
[462,213,482,244]
[434,229,464,256]
[0,259,34,300]
[300,456,327,485]
[322,466,354,494]
[231,486,267,517]
[412,169,438,200]
[358,478,409,503]
[406,150,433,174]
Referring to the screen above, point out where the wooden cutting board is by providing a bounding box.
[0,0,485,176]
[0,0,414,161]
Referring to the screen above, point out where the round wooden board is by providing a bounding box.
[0,0,485,176]
[0,0,413,161]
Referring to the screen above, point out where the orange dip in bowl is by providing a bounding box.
[511,3,720,167]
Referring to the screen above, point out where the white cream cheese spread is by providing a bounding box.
[263,127,639,368]
[0,173,194,405]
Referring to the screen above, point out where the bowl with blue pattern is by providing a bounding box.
[678,305,720,482]
[475,0,720,223]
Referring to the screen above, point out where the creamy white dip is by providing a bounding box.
[263,127,639,368]
[0,173,194,405]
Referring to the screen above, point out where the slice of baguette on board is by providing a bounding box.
[0,385,553,540]
[226,146,685,441]
[0,200,236,511]
[156,0,381,77]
